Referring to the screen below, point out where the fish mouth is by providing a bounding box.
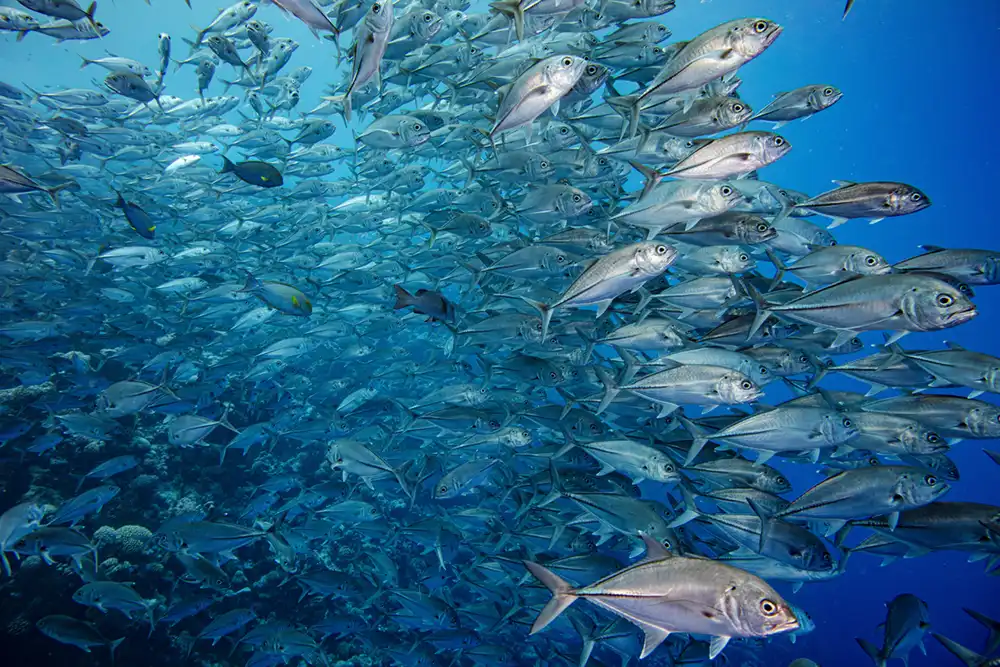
[770,617,800,634]
[765,25,784,46]
[947,305,978,324]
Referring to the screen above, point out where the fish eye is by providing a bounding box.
[413,123,422,131]
[760,599,778,615]
[758,366,769,375]
[733,103,744,112]
[549,371,558,379]
[216,578,225,585]
[372,2,381,11]
[925,474,937,485]
[540,160,550,169]
[656,244,668,255]
[823,87,835,96]
[560,126,569,134]
[590,423,600,433]
[799,355,809,363]
[721,186,733,196]
[842,418,852,428]
[556,255,565,262]
[424,13,433,20]
[586,65,598,75]
[773,136,785,146]
[572,194,582,202]
[911,192,923,201]
[739,253,749,262]
[756,223,769,233]
[927,433,940,443]
[851,337,862,346]
[936,293,954,307]
[561,57,573,66]
[865,256,878,266]
[740,380,753,390]
[868,457,880,466]
[754,20,769,33]
[438,485,448,494]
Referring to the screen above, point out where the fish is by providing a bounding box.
[219,156,283,187]
[525,535,799,660]
[857,594,931,667]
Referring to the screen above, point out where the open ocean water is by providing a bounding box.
[1,0,999,666]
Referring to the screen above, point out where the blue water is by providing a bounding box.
[3,0,1000,666]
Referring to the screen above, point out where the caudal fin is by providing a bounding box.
[932,633,983,667]
[393,284,413,310]
[523,561,577,633]
[855,638,886,667]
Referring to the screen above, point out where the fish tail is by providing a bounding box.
[240,270,261,293]
[108,637,124,667]
[856,638,887,667]
[668,479,702,528]
[628,160,663,201]
[764,248,787,290]
[519,297,552,342]
[741,279,773,342]
[392,284,414,310]
[678,414,710,466]
[45,181,74,209]
[79,55,92,69]
[522,561,577,633]
[933,634,983,667]
[594,367,620,415]
[219,155,235,174]
[963,608,1000,652]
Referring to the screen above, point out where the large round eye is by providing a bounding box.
[560,126,570,134]
[216,578,226,586]
[586,65,598,75]
[799,355,809,364]
[739,253,749,262]
[936,294,954,307]
[911,192,923,202]
[823,87,835,96]
[868,457,880,466]
[773,136,785,146]
[371,2,381,12]
[572,194,582,202]
[851,337,862,346]
[842,418,852,428]
[656,244,668,255]
[760,599,778,616]
[413,123,422,131]
[549,371,558,380]
[424,13,433,21]
[754,20,768,33]
[489,420,500,429]
[927,433,941,444]
[740,380,753,390]
[561,57,573,66]
[721,185,733,196]
[733,103,745,112]
[540,160,550,169]
[598,157,608,166]
[756,223,769,232]
[759,366,769,375]
[865,256,878,266]
[556,255,565,262]
[590,423,601,434]
[438,485,448,495]
[925,474,937,485]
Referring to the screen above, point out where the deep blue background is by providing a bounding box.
[3,0,1000,665]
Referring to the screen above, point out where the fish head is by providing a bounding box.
[907,427,949,455]
[365,0,394,33]
[639,0,676,16]
[728,578,799,637]
[573,62,609,96]
[845,248,891,276]
[758,469,791,494]
[808,84,843,111]
[634,241,678,277]
[900,279,977,331]
[893,469,950,506]
[757,132,791,164]
[542,55,587,91]
[414,10,443,39]
[718,372,762,404]
[737,214,777,244]
[888,184,931,215]
[553,187,593,218]
[542,122,577,149]
[705,181,746,214]
[719,97,754,127]
[719,247,755,273]
[733,18,783,58]
[820,411,858,444]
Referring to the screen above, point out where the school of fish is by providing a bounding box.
[0,0,998,666]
